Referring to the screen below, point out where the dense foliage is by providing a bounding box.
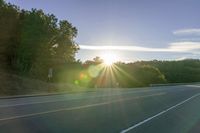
[0,0,79,79]
[135,59,200,83]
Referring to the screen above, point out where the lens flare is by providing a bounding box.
[88,65,101,77]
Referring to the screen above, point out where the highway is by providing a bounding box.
[0,85,200,133]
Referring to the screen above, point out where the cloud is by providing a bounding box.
[79,41,200,54]
[175,57,188,61]
[169,42,200,51]
[173,28,200,36]
[79,45,169,52]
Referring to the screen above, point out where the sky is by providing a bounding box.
[6,0,200,62]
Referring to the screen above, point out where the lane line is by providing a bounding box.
[120,93,200,133]
[0,86,194,108]
[186,85,200,88]
[0,89,167,108]
[0,93,165,122]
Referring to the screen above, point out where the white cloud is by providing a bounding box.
[173,28,200,36]
[169,42,200,52]
[175,57,188,61]
[79,45,168,52]
[79,41,200,54]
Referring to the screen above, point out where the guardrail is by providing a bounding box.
[150,82,200,87]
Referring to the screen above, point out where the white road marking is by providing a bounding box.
[0,86,193,108]
[0,93,165,121]
[0,88,168,108]
[120,93,200,133]
[186,85,200,88]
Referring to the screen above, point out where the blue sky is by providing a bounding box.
[6,0,200,62]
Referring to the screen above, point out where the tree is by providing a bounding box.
[13,9,56,78]
[84,56,103,66]
[0,1,20,70]
[133,65,167,86]
[0,1,80,80]
[51,20,79,63]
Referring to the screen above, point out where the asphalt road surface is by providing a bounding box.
[0,85,200,133]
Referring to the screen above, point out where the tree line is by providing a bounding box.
[52,57,200,88]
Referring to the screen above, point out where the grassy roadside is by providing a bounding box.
[0,71,91,97]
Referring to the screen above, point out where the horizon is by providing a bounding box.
[6,0,200,62]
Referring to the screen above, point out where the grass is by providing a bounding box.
[0,71,89,96]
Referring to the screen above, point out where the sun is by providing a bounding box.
[101,52,117,66]
[104,58,114,66]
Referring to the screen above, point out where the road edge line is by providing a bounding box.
[120,93,200,133]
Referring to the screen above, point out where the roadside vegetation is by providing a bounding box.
[0,0,200,95]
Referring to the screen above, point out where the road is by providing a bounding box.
[0,85,200,133]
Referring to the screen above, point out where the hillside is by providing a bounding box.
[0,71,84,96]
